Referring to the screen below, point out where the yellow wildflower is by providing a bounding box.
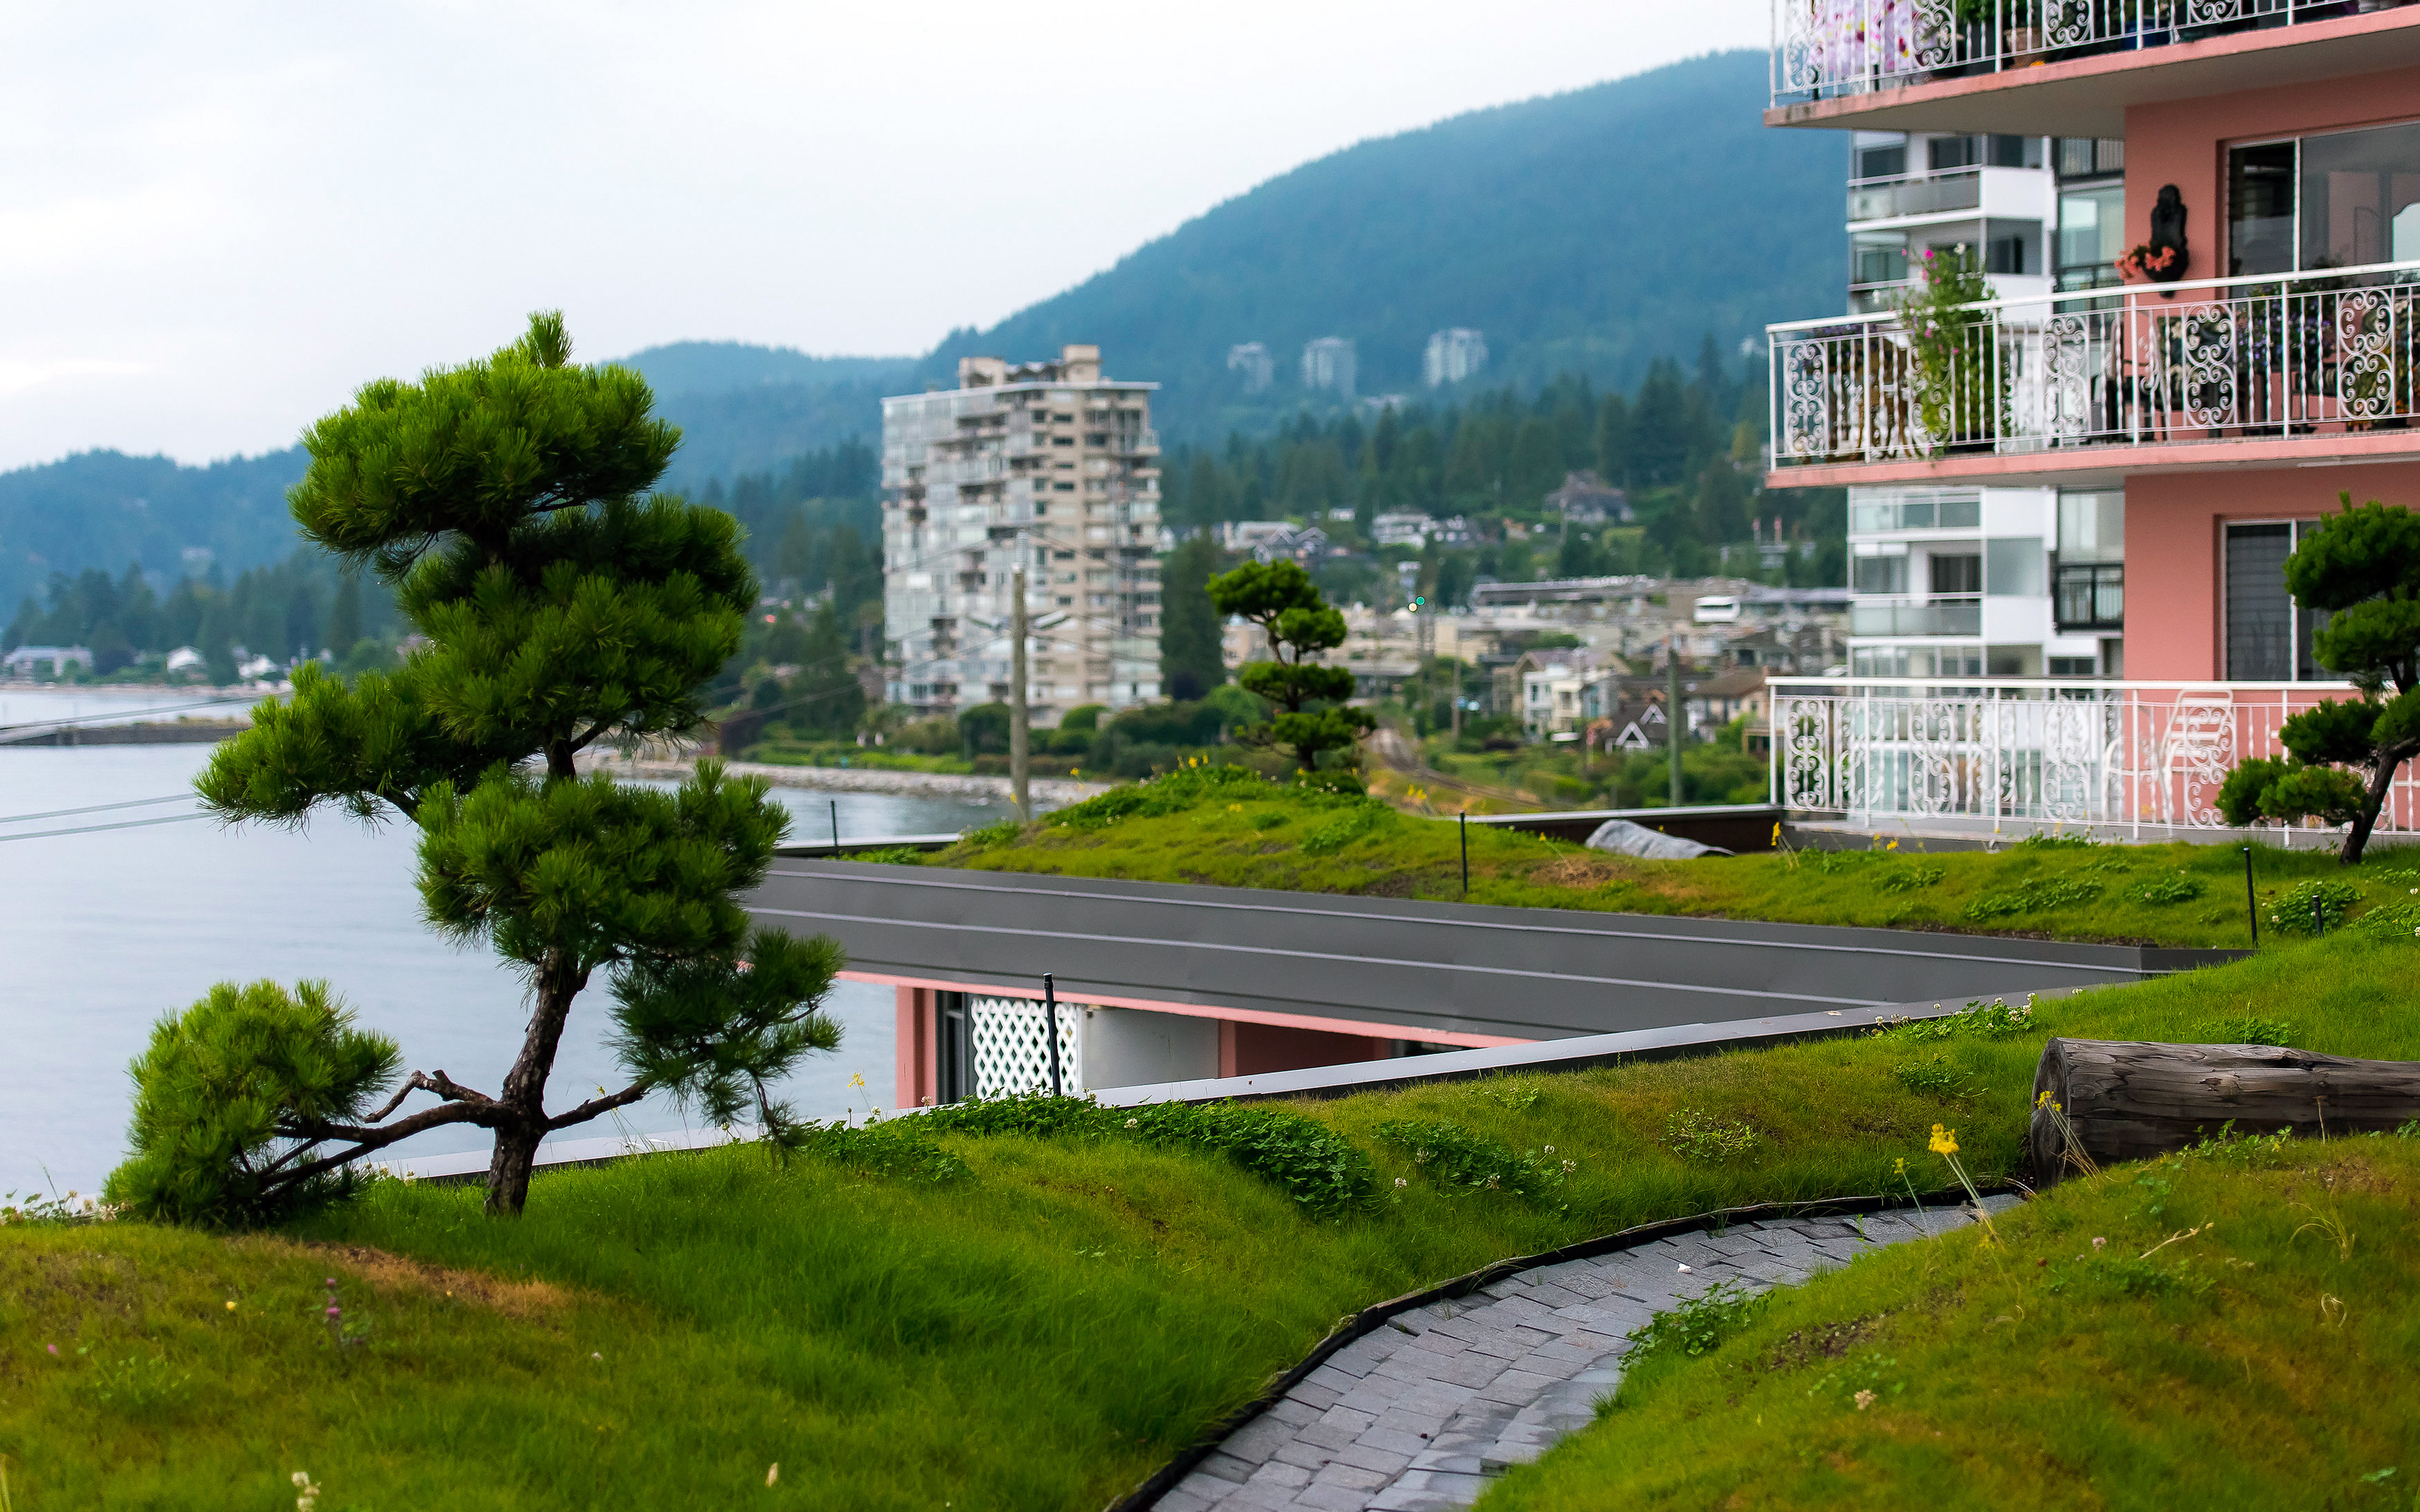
[1929,1124,1959,1157]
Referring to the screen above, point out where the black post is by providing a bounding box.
[1043,972,1063,1098]
[830,799,840,851]
[2314,894,2325,938]
[1460,811,1469,898]
[2243,846,2258,947]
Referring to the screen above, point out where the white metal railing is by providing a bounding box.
[1850,596,1983,635]
[1767,676,2420,837]
[1771,261,2420,468]
[1773,0,2371,106]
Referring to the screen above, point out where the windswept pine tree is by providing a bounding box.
[108,313,845,1219]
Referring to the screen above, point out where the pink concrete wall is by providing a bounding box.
[2127,67,2420,280]
[2126,463,2420,681]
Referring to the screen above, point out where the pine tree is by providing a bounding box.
[115,313,844,1219]
[1157,533,1227,701]
[1206,559,1372,772]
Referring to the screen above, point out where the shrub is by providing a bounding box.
[1890,996,2041,1043]
[2130,872,2205,905]
[1622,1279,1768,1368]
[1663,1110,1761,1163]
[2266,878,2363,935]
[1963,876,2103,921]
[795,1117,970,1184]
[1375,1119,1575,1205]
[920,1093,1374,1216]
[2195,1014,2294,1046]
[1301,802,1388,857]
[1045,764,1270,831]
[104,981,401,1227]
[1876,864,1945,894]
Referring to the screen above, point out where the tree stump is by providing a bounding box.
[2029,1037,2420,1186]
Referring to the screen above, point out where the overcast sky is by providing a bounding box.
[2,2,1762,471]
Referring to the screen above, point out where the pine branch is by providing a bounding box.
[544,1079,654,1132]
[360,1068,496,1125]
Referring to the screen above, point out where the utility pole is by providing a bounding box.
[1667,629,1683,807]
[1010,557,1031,823]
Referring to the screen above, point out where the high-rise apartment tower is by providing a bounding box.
[880,345,1162,721]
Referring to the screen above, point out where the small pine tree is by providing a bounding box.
[2217,494,2420,864]
[119,313,845,1218]
[1205,559,1373,772]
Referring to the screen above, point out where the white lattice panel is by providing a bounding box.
[970,996,1084,1098]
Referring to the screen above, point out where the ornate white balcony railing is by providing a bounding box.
[1774,0,2366,107]
[1767,676,2420,838]
[1770,261,2420,469]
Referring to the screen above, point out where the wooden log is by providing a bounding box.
[2029,1037,2420,1187]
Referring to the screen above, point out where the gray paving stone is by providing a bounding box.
[1152,1209,1991,1512]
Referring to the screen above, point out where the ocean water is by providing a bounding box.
[0,708,999,1198]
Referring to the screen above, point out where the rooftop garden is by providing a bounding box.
[884,764,2417,950]
[9,937,2417,1506]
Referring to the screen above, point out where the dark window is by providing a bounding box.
[1929,135,1978,172]
[935,992,973,1103]
[1857,141,1907,179]
[1987,135,2031,168]
[2229,141,2298,276]
[1929,553,1982,595]
[1985,235,2027,274]
[2225,523,2293,679]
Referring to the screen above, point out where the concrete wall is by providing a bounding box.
[1080,1006,1219,1090]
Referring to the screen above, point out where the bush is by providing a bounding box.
[1375,1119,1575,1205]
[1963,876,2102,922]
[104,981,401,1226]
[920,1092,1374,1216]
[2266,878,2363,935]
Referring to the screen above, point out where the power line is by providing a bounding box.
[0,793,193,825]
[0,812,208,844]
[0,693,261,735]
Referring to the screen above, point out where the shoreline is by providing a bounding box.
[583,752,1114,805]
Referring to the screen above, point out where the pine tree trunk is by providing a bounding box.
[2339,758,2397,864]
[483,947,585,1216]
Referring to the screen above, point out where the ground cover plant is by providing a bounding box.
[8,936,2419,1505]
[1481,1130,2420,1511]
[904,763,2420,947]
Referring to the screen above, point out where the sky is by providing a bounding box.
[2,1,1763,472]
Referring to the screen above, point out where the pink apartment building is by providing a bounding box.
[1764,2,2420,834]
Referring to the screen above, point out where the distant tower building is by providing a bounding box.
[1423,328,1488,387]
[1300,336,1357,401]
[1226,342,1274,394]
[880,345,1163,720]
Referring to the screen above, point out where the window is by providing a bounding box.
[2057,184,2125,290]
[2229,123,2420,275]
[1852,553,1909,594]
[2057,491,2125,562]
[1984,235,2027,274]
[2056,138,2125,178]
[1929,553,1982,596]
[2048,655,2098,676]
[1852,231,1907,286]
[1857,140,1907,180]
[1984,538,2045,596]
[2226,522,2332,680]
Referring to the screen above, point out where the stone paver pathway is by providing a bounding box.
[1156,1198,2020,1512]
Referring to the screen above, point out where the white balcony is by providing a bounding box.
[1770,260,2420,480]
[1767,675,2420,840]
[1771,0,2420,117]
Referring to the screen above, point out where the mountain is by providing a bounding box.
[0,49,1842,603]
[0,449,309,615]
[918,49,1839,436]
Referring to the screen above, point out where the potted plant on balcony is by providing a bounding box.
[1891,244,1996,454]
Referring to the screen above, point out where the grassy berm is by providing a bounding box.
[906,764,2420,949]
[5,934,2418,1507]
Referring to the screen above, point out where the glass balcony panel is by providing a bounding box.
[1848,170,1982,223]
[1851,596,1983,636]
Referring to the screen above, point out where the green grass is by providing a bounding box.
[1482,1131,2420,1511]
[8,936,2420,1506]
[911,765,2420,947]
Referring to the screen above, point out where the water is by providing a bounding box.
[0,716,1003,1198]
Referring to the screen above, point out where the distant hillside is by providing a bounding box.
[0,51,1841,597]
[0,449,309,614]
[919,50,1839,436]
